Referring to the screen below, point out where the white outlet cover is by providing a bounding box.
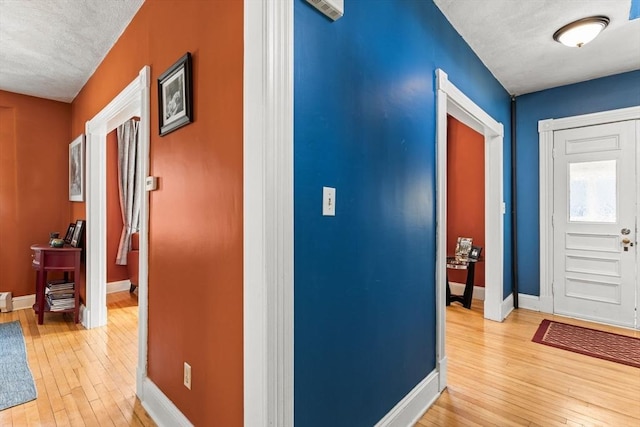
[323,187,336,216]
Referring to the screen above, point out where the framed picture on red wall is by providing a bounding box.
[69,134,84,202]
[158,52,193,136]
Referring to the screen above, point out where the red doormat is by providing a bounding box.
[532,319,640,368]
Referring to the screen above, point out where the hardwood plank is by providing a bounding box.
[0,292,156,426]
[416,301,640,426]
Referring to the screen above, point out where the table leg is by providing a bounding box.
[462,262,476,309]
[37,270,45,324]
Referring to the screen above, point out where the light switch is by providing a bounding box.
[323,187,336,216]
[145,176,158,191]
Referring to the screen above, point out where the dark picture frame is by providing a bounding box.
[469,245,483,261]
[70,219,85,248]
[158,52,193,136]
[63,223,76,244]
[69,134,85,202]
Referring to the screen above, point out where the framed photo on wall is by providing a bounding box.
[69,135,85,202]
[158,52,193,136]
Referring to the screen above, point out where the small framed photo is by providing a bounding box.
[63,223,76,244]
[158,52,193,136]
[70,219,85,248]
[69,135,85,202]
[454,237,473,261]
[469,245,483,261]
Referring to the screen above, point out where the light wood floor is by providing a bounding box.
[416,300,640,426]
[0,292,155,426]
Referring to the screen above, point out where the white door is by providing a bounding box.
[553,120,638,328]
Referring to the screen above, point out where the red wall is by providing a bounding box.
[70,1,243,425]
[0,91,71,297]
[447,116,485,286]
[106,130,129,283]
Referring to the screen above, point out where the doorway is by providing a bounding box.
[539,106,640,330]
[84,66,151,397]
[435,69,505,390]
[446,115,486,308]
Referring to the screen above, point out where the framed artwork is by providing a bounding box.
[158,52,193,136]
[70,219,85,248]
[69,135,85,201]
[63,223,76,244]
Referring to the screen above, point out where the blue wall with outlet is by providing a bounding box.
[515,70,640,296]
[294,1,511,425]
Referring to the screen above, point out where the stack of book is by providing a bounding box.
[46,280,75,311]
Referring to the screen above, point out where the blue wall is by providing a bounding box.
[294,1,511,426]
[515,70,640,296]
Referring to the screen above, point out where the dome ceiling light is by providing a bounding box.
[553,16,610,47]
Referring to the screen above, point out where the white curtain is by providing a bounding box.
[115,119,140,265]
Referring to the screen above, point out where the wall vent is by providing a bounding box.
[306,0,344,21]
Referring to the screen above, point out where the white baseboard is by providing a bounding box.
[517,294,540,311]
[374,370,440,427]
[141,377,193,427]
[107,280,132,294]
[437,356,447,392]
[501,292,514,320]
[449,282,485,300]
[11,294,35,311]
[79,304,87,327]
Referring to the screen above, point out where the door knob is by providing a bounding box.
[622,238,631,244]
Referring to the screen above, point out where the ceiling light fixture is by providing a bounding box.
[553,16,610,47]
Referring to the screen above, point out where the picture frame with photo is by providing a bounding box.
[70,219,85,248]
[469,245,483,261]
[63,223,76,244]
[158,52,193,136]
[69,135,85,202]
[454,236,473,261]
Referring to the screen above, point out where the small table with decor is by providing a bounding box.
[31,244,81,324]
[446,244,482,309]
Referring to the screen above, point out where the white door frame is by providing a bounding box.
[435,69,505,390]
[84,66,151,396]
[244,1,294,427]
[538,106,640,321]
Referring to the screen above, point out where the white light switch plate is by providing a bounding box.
[323,187,336,216]
[145,176,158,191]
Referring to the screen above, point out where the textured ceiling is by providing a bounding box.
[0,0,144,102]
[0,1,638,102]
[434,0,640,95]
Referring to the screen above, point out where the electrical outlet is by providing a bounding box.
[184,362,192,390]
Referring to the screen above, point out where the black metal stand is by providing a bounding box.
[446,260,477,309]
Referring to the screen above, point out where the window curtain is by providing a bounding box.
[115,119,140,265]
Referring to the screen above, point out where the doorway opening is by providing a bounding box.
[446,115,486,314]
[83,66,151,397]
[435,69,505,390]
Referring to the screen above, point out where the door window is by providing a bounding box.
[569,159,616,223]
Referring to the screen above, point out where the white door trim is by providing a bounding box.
[84,66,151,397]
[244,1,294,426]
[435,69,505,390]
[538,106,640,316]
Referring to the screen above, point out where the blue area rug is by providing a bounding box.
[0,321,37,411]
